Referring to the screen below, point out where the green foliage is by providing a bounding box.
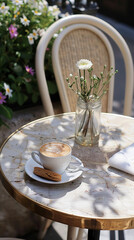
[0,104,13,127]
[0,0,61,127]
[0,105,13,119]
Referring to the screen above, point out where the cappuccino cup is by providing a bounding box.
[31,142,72,174]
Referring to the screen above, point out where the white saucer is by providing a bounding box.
[25,155,83,184]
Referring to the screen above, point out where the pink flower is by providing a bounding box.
[25,66,34,76]
[8,24,18,39]
[0,92,6,104]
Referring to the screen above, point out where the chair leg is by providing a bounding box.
[67,226,78,240]
[38,218,53,240]
[76,228,85,240]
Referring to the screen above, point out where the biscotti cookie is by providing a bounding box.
[34,167,61,182]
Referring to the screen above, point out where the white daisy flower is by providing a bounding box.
[28,34,34,45]
[38,0,48,11]
[69,74,73,77]
[28,0,37,8]
[37,28,46,37]
[12,0,23,6]
[48,5,60,19]
[13,14,17,20]
[0,3,9,14]
[59,12,70,18]
[20,14,30,26]
[32,10,41,16]
[32,29,38,40]
[13,9,20,20]
[64,12,70,17]
[76,59,93,70]
[42,0,48,6]
[53,33,58,38]
[3,83,13,98]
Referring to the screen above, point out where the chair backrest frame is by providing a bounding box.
[35,14,133,116]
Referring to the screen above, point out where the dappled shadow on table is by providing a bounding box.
[2,113,134,229]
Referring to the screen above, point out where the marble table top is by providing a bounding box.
[1,112,134,230]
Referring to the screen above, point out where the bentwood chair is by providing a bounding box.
[35,14,134,240]
[36,14,133,117]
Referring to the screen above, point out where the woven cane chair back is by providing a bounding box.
[52,24,115,113]
[35,14,133,116]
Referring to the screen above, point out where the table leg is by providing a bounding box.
[67,226,77,240]
[88,229,100,240]
[76,228,84,240]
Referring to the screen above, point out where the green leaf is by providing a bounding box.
[0,118,9,128]
[8,74,16,81]
[13,64,23,75]
[8,92,17,104]
[47,80,58,94]
[0,105,13,119]
[32,92,39,103]
[25,83,33,94]
[0,118,4,127]
[17,92,28,106]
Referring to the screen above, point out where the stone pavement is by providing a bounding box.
[23,221,134,240]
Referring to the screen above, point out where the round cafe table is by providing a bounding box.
[1,112,134,240]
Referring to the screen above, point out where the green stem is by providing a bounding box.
[82,109,91,137]
[75,77,79,93]
[78,107,88,133]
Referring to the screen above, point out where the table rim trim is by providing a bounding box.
[1,112,134,230]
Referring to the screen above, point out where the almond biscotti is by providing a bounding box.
[34,167,61,182]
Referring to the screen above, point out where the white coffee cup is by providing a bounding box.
[31,142,72,174]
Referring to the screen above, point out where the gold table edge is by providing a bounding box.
[1,112,134,230]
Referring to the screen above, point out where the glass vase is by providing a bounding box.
[75,96,101,146]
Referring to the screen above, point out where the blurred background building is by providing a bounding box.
[99,0,134,26]
[47,0,134,26]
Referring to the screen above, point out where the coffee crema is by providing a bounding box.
[40,142,71,157]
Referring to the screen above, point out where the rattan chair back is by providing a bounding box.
[52,24,115,113]
[35,14,133,116]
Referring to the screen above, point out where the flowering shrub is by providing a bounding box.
[0,82,13,127]
[0,0,62,127]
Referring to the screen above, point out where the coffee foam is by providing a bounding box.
[40,142,71,157]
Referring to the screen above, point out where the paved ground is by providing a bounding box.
[23,221,134,240]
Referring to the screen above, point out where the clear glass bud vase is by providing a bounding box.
[75,96,101,146]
